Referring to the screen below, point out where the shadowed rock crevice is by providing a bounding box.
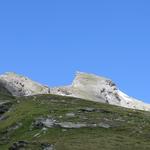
[0,83,12,96]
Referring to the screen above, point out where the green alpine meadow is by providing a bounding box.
[1,92,150,150]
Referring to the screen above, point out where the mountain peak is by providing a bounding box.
[75,71,109,80]
[0,71,150,111]
[0,72,50,96]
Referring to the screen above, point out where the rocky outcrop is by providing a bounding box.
[0,83,12,96]
[32,117,112,129]
[0,71,150,111]
[0,72,50,96]
[9,141,29,150]
[9,141,54,150]
[50,72,150,111]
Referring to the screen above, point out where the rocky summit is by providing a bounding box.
[0,72,50,96]
[0,71,150,111]
[1,72,150,150]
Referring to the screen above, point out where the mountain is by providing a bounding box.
[0,72,150,149]
[50,72,150,111]
[0,71,150,111]
[0,72,50,96]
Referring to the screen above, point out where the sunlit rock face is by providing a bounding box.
[0,72,50,96]
[0,71,150,111]
[50,72,150,111]
[71,72,119,104]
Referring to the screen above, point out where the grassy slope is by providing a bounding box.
[0,94,150,150]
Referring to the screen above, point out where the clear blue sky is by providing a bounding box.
[0,0,150,102]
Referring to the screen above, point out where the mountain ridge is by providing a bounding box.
[1,72,150,149]
[0,71,149,111]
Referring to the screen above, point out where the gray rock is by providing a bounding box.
[41,143,54,150]
[65,112,76,117]
[0,101,12,114]
[57,122,112,129]
[33,117,56,128]
[98,123,111,128]
[9,141,29,150]
[79,107,96,112]
[57,122,87,129]
[33,117,114,129]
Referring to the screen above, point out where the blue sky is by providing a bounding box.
[0,0,150,102]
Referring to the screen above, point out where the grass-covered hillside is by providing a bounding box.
[0,93,150,150]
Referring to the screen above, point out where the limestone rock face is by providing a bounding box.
[0,71,150,111]
[0,72,50,96]
[50,72,150,111]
